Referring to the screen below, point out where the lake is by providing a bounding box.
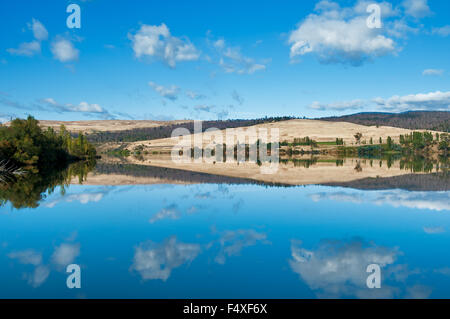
[1,160,449,299]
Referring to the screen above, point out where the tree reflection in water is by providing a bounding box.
[0,159,96,209]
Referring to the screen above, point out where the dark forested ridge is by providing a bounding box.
[83,117,295,143]
[324,173,450,191]
[94,162,291,187]
[319,111,450,132]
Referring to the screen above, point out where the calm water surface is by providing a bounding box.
[1,180,450,299]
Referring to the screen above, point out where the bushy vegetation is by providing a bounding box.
[280,136,317,147]
[0,116,96,170]
[399,131,448,154]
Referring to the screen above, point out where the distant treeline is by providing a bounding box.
[82,117,295,143]
[319,111,450,132]
[325,173,449,192]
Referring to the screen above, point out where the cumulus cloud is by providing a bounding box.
[209,36,268,74]
[375,192,450,212]
[51,243,80,267]
[214,229,269,264]
[130,237,201,281]
[40,98,114,118]
[29,18,48,41]
[51,38,79,62]
[423,226,445,234]
[8,242,80,288]
[289,239,400,298]
[26,265,50,288]
[310,99,365,111]
[310,90,450,112]
[422,69,444,76]
[309,190,450,212]
[148,82,180,101]
[45,190,107,208]
[7,18,48,57]
[288,1,398,66]
[7,41,41,56]
[309,191,364,204]
[129,23,199,67]
[149,204,181,223]
[373,91,450,112]
[8,249,49,288]
[186,90,206,100]
[8,250,42,266]
[220,47,267,74]
[194,105,215,112]
[432,25,450,37]
[402,0,432,18]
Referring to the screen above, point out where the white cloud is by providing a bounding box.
[289,239,399,298]
[8,249,49,288]
[186,90,206,100]
[373,192,450,211]
[194,104,215,112]
[29,18,48,41]
[27,265,50,288]
[310,190,450,212]
[7,19,48,57]
[422,69,444,76]
[51,38,79,62]
[148,81,180,101]
[310,99,365,111]
[213,39,225,49]
[210,37,268,74]
[432,25,450,37]
[214,229,269,265]
[51,243,80,267]
[423,226,445,234]
[149,204,180,223]
[41,98,113,117]
[402,0,432,18]
[8,243,80,288]
[405,285,432,299]
[72,102,103,113]
[45,191,106,208]
[130,237,201,281]
[8,250,42,266]
[310,192,364,203]
[7,41,41,56]
[129,23,199,67]
[373,91,450,112]
[311,90,450,112]
[288,1,397,66]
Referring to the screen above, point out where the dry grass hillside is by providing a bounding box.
[122,119,437,152]
[4,119,191,133]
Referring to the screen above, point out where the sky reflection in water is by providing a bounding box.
[1,183,450,299]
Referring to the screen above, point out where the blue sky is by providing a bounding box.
[0,0,449,122]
